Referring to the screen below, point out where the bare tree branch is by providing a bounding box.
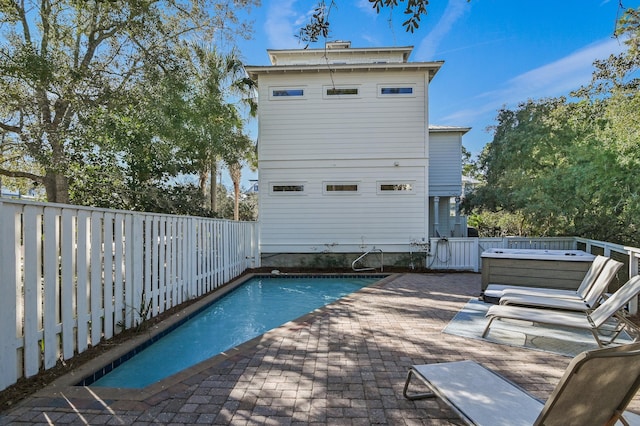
[0,167,43,182]
[0,122,22,133]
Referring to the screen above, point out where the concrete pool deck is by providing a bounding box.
[1,272,639,425]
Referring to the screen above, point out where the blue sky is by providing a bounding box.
[230,0,637,186]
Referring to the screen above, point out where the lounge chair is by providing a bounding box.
[403,342,640,426]
[482,255,610,303]
[498,258,623,311]
[483,275,640,347]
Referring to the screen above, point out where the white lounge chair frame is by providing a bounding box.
[483,255,610,302]
[498,258,623,311]
[403,342,640,426]
[483,276,640,347]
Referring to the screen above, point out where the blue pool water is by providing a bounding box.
[88,275,380,388]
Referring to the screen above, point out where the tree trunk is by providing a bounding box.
[233,179,240,221]
[198,168,209,209]
[43,171,70,204]
[210,160,217,214]
[229,162,241,221]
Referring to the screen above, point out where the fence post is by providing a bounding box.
[103,212,114,340]
[187,217,195,298]
[132,214,144,323]
[23,205,41,377]
[60,208,76,360]
[0,201,19,390]
[628,246,640,314]
[124,214,134,327]
[255,222,261,268]
[43,206,61,369]
[472,238,479,273]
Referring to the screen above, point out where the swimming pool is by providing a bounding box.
[81,275,383,388]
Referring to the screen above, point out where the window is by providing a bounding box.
[378,85,415,97]
[324,182,359,194]
[271,184,305,193]
[326,87,358,96]
[381,87,413,95]
[273,89,304,97]
[270,87,305,100]
[324,86,359,98]
[378,182,414,193]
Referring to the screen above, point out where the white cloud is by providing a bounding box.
[355,0,377,17]
[500,38,624,102]
[414,0,469,61]
[264,0,306,49]
[442,37,627,124]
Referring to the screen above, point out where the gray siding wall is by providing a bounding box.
[428,132,462,196]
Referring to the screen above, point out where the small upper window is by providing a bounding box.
[324,183,359,193]
[272,184,304,193]
[324,86,359,98]
[270,87,305,100]
[327,88,358,96]
[378,85,415,97]
[379,183,414,193]
[381,87,413,95]
[273,89,304,97]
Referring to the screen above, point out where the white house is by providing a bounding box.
[245,41,469,269]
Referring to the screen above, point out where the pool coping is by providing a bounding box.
[33,272,401,402]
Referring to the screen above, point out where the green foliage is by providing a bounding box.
[467,210,535,237]
[299,1,471,43]
[465,7,640,246]
[216,188,257,221]
[0,0,258,204]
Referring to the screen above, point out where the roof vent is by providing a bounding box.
[326,41,351,49]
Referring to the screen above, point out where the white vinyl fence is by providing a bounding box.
[2,198,639,393]
[427,236,640,276]
[426,236,578,271]
[0,199,259,392]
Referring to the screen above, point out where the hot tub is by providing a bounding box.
[481,248,596,291]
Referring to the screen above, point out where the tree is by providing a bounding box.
[223,130,254,220]
[0,0,257,203]
[461,145,478,178]
[464,7,640,244]
[70,65,193,210]
[176,45,256,214]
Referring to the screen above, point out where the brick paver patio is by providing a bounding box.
[1,272,638,425]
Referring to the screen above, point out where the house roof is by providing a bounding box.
[463,175,481,185]
[429,125,472,134]
[266,44,415,64]
[245,41,443,82]
[245,62,444,82]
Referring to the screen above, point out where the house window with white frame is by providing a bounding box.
[324,182,359,194]
[324,86,359,98]
[378,182,414,193]
[270,88,305,100]
[378,85,415,97]
[271,183,305,193]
